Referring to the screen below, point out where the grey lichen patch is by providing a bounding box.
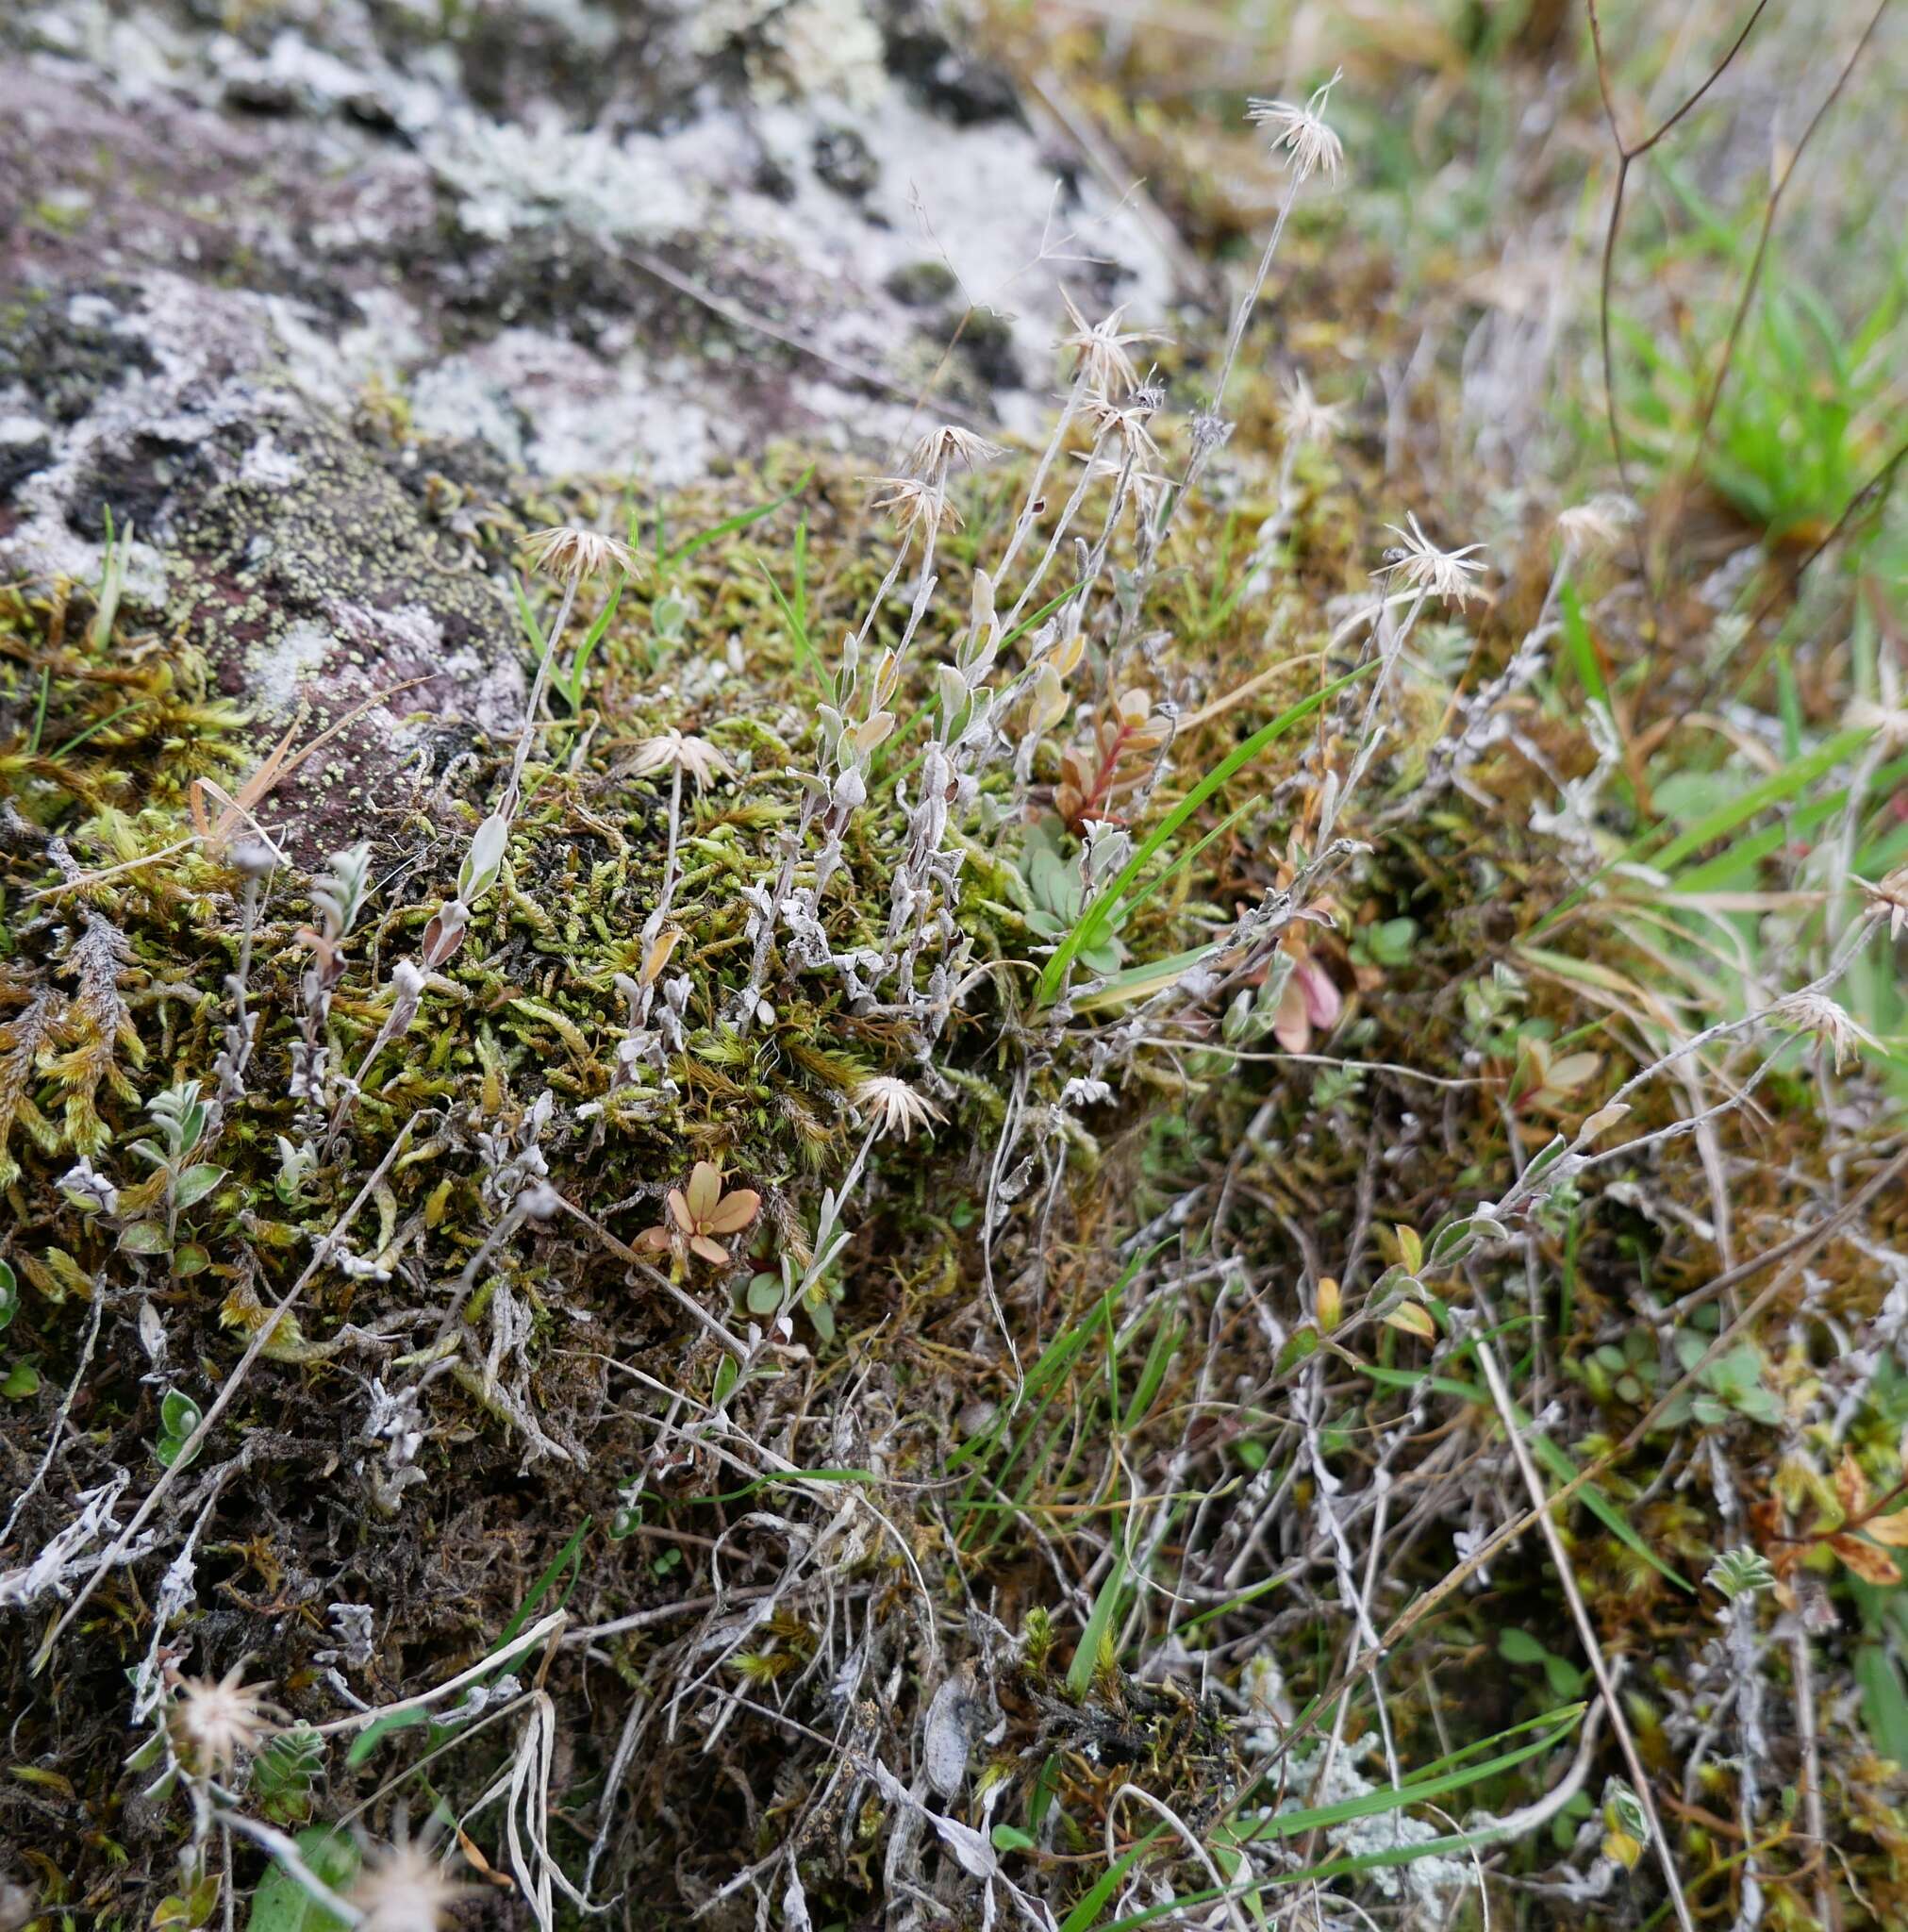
[0,285,159,426]
[163,408,524,854]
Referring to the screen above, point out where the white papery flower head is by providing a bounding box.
[1379,512,1486,607]
[1247,72,1345,182]
[1773,991,1877,1072]
[854,1075,945,1141]
[169,1663,280,1774]
[519,525,639,584]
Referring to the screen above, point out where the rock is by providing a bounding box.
[0,0,1174,841]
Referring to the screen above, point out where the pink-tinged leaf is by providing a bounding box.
[686,1162,722,1224]
[1298,959,1341,1031]
[667,1189,694,1235]
[637,1224,673,1254]
[704,1189,760,1234]
[1273,976,1310,1053]
[690,1235,731,1266]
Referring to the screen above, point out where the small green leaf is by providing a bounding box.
[1543,1654,1586,1699]
[120,1222,171,1255]
[345,1706,432,1768]
[2,1361,41,1400]
[991,1824,1037,1854]
[1497,1628,1548,1666]
[161,1390,203,1439]
[244,1827,359,1932]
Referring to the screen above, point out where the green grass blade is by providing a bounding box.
[1068,1530,1129,1697]
[1037,663,1375,1005]
[1241,1703,1584,1839]
[663,466,811,568]
[1058,1829,1162,1932]
[1353,1363,1690,1590]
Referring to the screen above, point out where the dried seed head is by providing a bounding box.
[1279,371,1345,448]
[350,1837,470,1932]
[1082,392,1162,465]
[1247,72,1345,182]
[1557,493,1638,557]
[1858,862,1908,941]
[232,837,279,879]
[904,425,1004,484]
[169,1663,280,1774]
[854,1074,945,1141]
[1058,292,1162,397]
[1772,991,1877,1072]
[1848,695,1908,750]
[869,475,960,541]
[623,729,732,793]
[1378,512,1486,607]
[520,525,640,585]
[1071,449,1170,520]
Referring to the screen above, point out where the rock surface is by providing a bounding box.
[1,0,1173,843]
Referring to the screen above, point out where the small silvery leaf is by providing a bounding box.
[137,1299,167,1365]
[922,1665,975,1798]
[58,1158,119,1216]
[313,842,373,937]
[458,812,510,906]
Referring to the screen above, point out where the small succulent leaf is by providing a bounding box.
[685,1163,722,1224]
[704,1189,760,1235]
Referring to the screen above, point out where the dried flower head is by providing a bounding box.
[1858,861,1908,941]
[854,1075,945,1141]
[1247,72,1345,182]
[868,475,960,541]
[350,1833,470,1932]
[905,425,1004,484]
[520,525,639,585]
[1379,513,1486,607]
[1849,695,1908,750]
[1773,991,1878,1073]
[1070,450,1170,520]
[639,1160,761,1266]
[622,729,732,794]
[1058,292,1161,397]
[168,1663,281,1774]
[1556,493,1638,557]
[1083,392,1162,465]
[1279,370,1345,448]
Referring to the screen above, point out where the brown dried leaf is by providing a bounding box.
[1831,1534,1900,1587]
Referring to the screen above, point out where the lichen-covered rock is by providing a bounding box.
[0,272,524,856]
[1,0,1171,839]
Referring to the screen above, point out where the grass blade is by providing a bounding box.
[1037,663,1375,1005]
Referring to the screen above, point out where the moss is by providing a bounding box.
[5,75,1905,1922]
